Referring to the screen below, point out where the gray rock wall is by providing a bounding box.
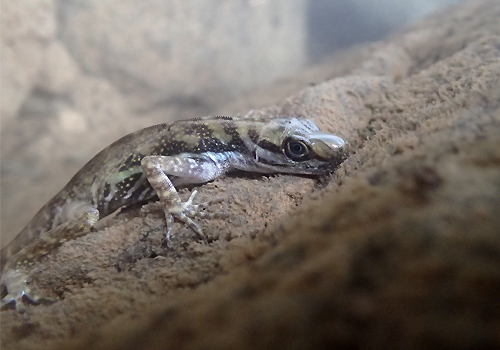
[56,0,307,112]
[0,0,306,240]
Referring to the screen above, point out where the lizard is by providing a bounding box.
[0,115,345,312]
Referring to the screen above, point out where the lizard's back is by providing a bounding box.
[1,116,267,266]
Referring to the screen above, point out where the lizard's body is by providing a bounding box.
[1,115,345,311]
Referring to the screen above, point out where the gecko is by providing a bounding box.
[0,115,345,312]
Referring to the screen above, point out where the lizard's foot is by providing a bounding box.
[164,189,226,241]
[0,268,55,312]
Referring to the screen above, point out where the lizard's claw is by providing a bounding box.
[164,190,226,241]
[1,269,55,312]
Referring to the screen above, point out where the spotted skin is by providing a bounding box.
[0,115,345,311]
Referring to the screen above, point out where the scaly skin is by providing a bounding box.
[0,115,346,311]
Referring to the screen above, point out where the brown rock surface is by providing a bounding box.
[2,0,500,349]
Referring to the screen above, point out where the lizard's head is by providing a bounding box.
[253,117,346,175]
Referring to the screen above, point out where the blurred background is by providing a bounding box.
[1,0,461,244]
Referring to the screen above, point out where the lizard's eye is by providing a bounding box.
[285,140,309,161]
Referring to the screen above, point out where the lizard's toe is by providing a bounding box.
[163,193,222,241]
[1,291,28,313]
[1,269,55,312]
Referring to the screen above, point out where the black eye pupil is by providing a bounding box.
[290,142,305,155]
[287,141,309,159]
[284,139,309,160]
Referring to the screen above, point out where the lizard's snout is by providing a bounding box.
[309,132,345,149]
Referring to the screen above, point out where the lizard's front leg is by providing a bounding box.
[1,202,99,312]
[141,154,229,241]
